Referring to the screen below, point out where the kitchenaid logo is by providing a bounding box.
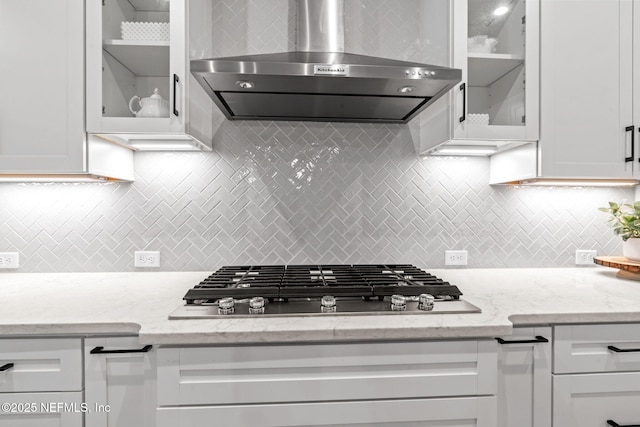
[314,65,349,76]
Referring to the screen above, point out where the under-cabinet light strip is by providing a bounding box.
[0,174,113,183]
[513,179,639,187]
[429,145,499,156]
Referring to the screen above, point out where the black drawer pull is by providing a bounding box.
[90,345,152,354]
[608,345,640,353]
[0,363,14,372]
[607,420,640,427]
[495,336,549,345]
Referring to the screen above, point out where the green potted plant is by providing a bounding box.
[600,201,640,260]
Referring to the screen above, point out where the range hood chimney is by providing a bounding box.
[296,0,344,53]
[191,0,461,124]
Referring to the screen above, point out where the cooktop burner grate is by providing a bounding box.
[182,264,463,304]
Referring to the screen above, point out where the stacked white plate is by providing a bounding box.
[467,35,498,53]
[121,21,169,41]
[467,113,490,125]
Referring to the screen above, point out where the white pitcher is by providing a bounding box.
[129,88,169,118]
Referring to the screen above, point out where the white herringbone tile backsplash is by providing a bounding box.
[0,0,632,272]
[0,121,631,272]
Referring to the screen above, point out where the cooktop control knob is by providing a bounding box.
[249,296,265,314]
[418,293,435,311]
[321,295,337,313]
[391,294,407,311]
[218,297,235,315]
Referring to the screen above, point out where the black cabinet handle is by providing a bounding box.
[459,83,466,123]
[0,363,14,372]
[173,74,180,117]
[607,420,640,427]
[608,345,640,353]
[90,345,152,354]
[495,336,549,345]
[625,125,634,162]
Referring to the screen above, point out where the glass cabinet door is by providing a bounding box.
[456,0,539,141]
[87,0,174,134]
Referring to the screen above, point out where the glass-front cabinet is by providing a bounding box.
[419,0,539,154]
[458,0,538,140]
[86,0,210,150]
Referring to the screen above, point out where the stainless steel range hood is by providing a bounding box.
[191,0,461,124]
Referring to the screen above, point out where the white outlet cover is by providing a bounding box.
[0,252,19,269]
[134,251,160,268]
[575,249,597,265]
[445,250,468,266]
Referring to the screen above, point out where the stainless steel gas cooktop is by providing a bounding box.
[169,264,481,319]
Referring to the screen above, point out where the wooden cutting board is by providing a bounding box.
[593,256,640,280]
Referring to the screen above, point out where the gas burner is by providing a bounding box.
[169,264,481,319]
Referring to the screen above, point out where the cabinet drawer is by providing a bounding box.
[0,338,81,392]
[554,324,640,374]
[85,336,156,427]
[0,392,83,427]
[157,396,497,427]
[553,373,640,427]
[158,340,497,405]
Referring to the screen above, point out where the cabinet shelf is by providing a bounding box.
[466,124,529,140]
[468,53,524,86]
[129,0,169,11]
[97,117,171,133]
[103,40,169,77]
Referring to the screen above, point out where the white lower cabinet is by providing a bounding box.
[157,339,498,426]
[496,327,552,427]
[554,323,640,373]
[18,324,640,426]
[84,337,156,427]
[553,323,640,426]
[0,338,82,393]
[0,338,82,427]
[553,373,640,427]
[157,397,497,427]
[0,392,83,427]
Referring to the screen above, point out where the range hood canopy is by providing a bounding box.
[191,0,461,124]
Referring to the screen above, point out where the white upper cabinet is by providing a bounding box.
[86,0,214,151]
[537,0,633,179]
[419,0,540,155]
[0,0,83,172]
[633,0,640,180]
[490,0,640,184]
[0,0,133,180]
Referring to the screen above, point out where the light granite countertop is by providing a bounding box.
[1,267,640,345]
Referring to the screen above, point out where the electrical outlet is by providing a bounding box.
[0,252,19,269]
[575,249,597,265]
[134,251,160,268]
[445,250,468,266]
